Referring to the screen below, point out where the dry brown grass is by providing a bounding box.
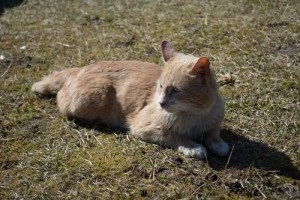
[0,0,299,199]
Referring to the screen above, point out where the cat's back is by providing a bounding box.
[74,60,162,97]
[81,60,162,80]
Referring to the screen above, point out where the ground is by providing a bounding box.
[0,0,299,199]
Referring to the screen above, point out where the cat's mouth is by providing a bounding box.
[159,102,179,113]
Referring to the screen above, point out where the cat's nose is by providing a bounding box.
[159,95,167,107]
[159,101,166,107]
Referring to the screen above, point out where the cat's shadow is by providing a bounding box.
[207,129,300,180]
[74,120,299,180]
[0,0,25,15]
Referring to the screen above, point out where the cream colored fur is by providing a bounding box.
[32,41,229,159]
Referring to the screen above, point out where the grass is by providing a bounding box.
[0,0,299,199]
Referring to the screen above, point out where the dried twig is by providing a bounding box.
[225,145,234,170]
[1,60,12,77]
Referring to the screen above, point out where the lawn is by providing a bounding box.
[0,0,299,199]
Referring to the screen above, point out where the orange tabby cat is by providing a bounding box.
[32,41,229,159]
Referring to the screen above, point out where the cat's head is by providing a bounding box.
[156,41,218,114]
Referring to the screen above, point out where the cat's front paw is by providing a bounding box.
[209,140,229,157]
[178,145,207,159]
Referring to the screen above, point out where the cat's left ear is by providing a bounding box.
[161,41,177,62]
[190,57,210,78]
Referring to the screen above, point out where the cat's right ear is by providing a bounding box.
[190,57,210,78]
[161,41,176,62]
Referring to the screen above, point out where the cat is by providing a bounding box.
[32,41,229,159]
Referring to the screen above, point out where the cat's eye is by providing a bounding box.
[159,84,163,88]
[172,87,180,93]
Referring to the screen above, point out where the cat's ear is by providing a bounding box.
[161,41,176,62]
[190,57,210,77]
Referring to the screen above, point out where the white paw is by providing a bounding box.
[210,141,229,157]
[31,82,45,95]
[178,145,207,159]
[31,83,39,92]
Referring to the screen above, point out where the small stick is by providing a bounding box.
[1,60,12,77]
[255,185,267,199]
[225,145,234,170]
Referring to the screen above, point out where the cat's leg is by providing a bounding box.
[205,128,229,157]
[57,78,123,127]
[130,130,207,159]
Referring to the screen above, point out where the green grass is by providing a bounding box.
[0,0,299,199]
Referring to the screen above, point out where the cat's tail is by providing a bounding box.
[31,68,80,96]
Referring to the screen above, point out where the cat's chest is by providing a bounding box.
[170,113,215,136]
